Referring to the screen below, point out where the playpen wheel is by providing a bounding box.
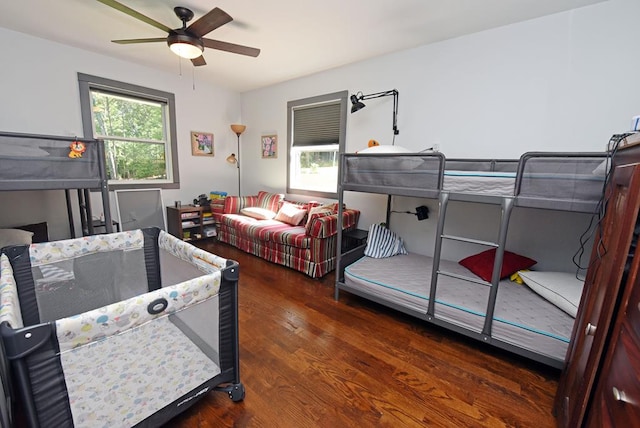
[229,383,245,402]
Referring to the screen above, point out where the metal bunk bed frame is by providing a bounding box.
[0,131,113,237]
[334,151,608,368]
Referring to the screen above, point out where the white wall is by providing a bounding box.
[240,0,640,270]
[0,27,241,240]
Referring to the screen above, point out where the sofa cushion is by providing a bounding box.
[258,191,284,212]
[221,214,310,246]
[274,202,307,226]
[268,227,310,248]
[221,214,284,237]
[224,195,258,214]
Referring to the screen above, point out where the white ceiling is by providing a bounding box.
[0,0,605,92]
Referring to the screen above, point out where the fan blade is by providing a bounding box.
[112,38,166,44]
[191,56,207,67]
[97,0,172,33]
[202,39,260,57]
[187,7,233,38]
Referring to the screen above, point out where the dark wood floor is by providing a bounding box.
[171,241,560,427]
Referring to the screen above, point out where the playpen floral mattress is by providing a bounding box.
[60,315,220,427]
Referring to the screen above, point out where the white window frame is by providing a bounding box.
[78,73,180,190]
[287,91,347,199]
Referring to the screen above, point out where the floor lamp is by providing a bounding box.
[228,124,246,196]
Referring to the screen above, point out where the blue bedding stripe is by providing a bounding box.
[345,261,570,343]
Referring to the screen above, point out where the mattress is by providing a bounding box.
[59,315,221,427]
[443,170,515,196]
[343,253,575,362]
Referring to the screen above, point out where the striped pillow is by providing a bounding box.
[364,224,408,258]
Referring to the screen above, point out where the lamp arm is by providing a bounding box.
[358,89,398,101]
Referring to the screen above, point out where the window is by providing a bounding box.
[78,73,179,189]
[287,91,348,198]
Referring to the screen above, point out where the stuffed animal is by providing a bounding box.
[68,141,86,158]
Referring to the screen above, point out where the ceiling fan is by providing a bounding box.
[96,0,260,66]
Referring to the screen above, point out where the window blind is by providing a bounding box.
[292,102,341,147]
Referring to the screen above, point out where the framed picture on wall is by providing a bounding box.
[261,134,277,159]
[191,131,214,156]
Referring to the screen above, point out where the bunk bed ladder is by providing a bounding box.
[428,193,516,338]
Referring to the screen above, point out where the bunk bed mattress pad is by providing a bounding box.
[443,171,515,196]
[344,253,574,361]
[60,314,221,427]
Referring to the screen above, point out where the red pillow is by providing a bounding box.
[459,249,536,283]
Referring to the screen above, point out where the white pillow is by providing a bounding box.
[0,228,33,249]
[240,207,277,220]
[518,271,584,318]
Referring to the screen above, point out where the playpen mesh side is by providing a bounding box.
[24,231,151,323]
[33,248,149,322]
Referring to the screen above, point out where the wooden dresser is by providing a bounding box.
[555,133,640,427]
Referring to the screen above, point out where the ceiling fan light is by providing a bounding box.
[167,33,204,59]
[169,42,203,59]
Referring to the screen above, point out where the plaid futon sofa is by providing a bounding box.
[212,191,360,278]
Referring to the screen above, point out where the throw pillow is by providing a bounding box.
[274,202,308,226]
[257,191,284,212]
[316,202,338,213]
[364,224,408,258]
[459,249,537,283]
[305,205,334,229]
[305,211,334,235]
[518,271,584,318]
[240,207,277,220]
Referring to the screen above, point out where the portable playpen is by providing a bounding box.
[0,227,242,427]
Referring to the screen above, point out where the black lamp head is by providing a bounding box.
[350,94,366,113]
